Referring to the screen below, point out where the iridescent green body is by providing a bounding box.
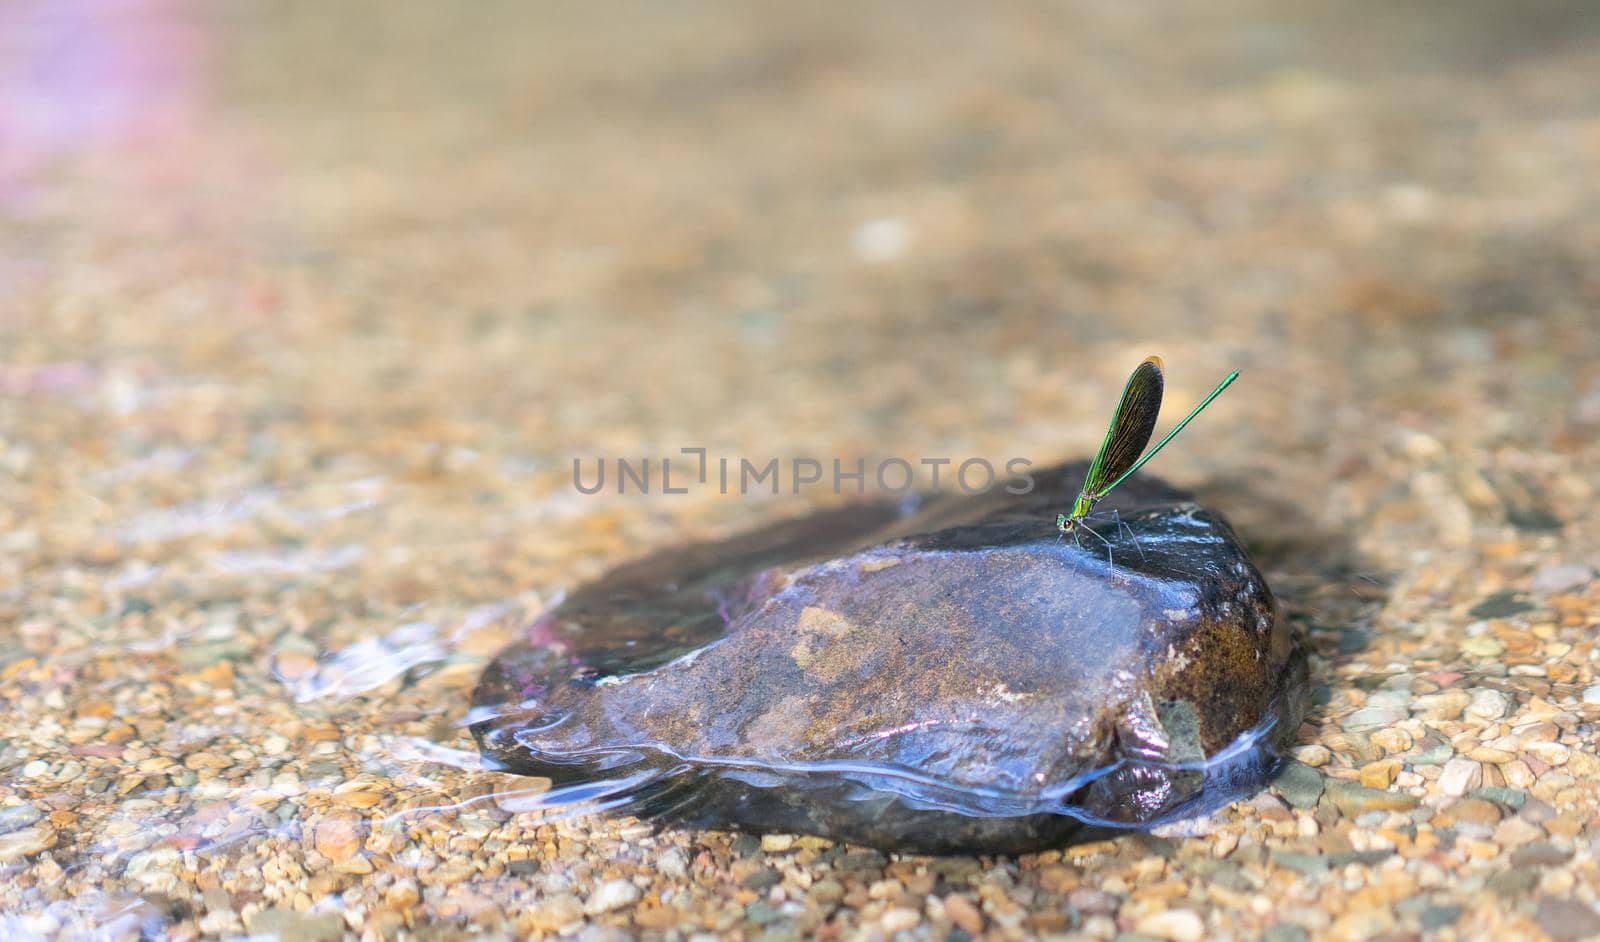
[1058,356,1239,535]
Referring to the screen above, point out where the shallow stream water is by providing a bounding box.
[6,1,1600,939]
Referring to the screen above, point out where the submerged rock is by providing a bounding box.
[472,462,1305,853]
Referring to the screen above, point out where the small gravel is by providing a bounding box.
[585,879,642,915]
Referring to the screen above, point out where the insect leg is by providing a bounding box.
[1076,520,1115,569]
[1110,508,1147,563]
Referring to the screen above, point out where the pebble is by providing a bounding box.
[1271,851,1328,876]
[1500,760,1537,789]
[1413,688,1471,720]
[1530,564,1593,593]
[1252,792,1292,820]
[1358,760,1400,789]
[1323,780,1419,816]
[658,847,688,879]
[124,847,181,884]
[1582,685,1600,705]
[881,908,921,933]
[1135,908,1205,942]
[245,908,345,942]
[0,824,57,863]
[1411,743,1455,766]
[1438,758,1483,797]
[526,895,584,931]
[759,834,794,852]
[1468,787,1527,810]
[1292,744,1331,767]
[1489,869,1539,897]
[1512,843,1572,867]
[809,880,845,907]
[584,879,641,914]
[1492,817,1543,846]
[1537,897,1600,942]
[1524,741,1570,765]
[334,789,382,809]
[313,811,364,864]
[943,895,984,935]
[0,804,44,835]
[385,880,420,908]
[1343,706,1406,730]
[1271,761,1325,810]
[1521,797,1558,824]
[731,834,762,855]
[838,849,887,871]
[1466,688,1512,721]
[1369,727,1412,754]
[1436,798,1501,828]
[1419,904,1464,930]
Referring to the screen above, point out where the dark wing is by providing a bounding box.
[1080,356,1164,499]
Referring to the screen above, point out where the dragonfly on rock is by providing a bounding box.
[1057,356,1239,564]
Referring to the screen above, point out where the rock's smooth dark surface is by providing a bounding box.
[472,462,1305,853]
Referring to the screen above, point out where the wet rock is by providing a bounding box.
[473,462,1304,853]
[1271,761,1325,810]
